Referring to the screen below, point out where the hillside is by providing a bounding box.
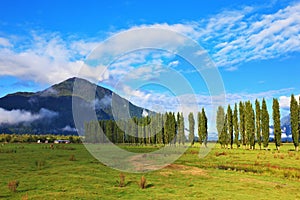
[0,77,151,135]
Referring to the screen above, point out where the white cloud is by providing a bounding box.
[1,2,299,85]
[62,125,77,132]
[279,94,300,110]
[168,60,179,67]
[0,37,12,47]
[0,108,58,125]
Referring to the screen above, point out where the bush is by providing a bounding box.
[119,173,125,187]
[139,176,146,189]
[69,154,76,161]
[8,180,19,192]
[35,160,46,170]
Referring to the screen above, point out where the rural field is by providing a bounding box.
[1,142,300,200]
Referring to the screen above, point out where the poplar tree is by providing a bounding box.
[221,114,228,148]
[199,108,208,147]
[245,101,255,149]
[198,111,202,144]
[216,106,225,146]
[290,94,298,151]
[255,99,262,149]
[261,99,269,149]
[188,112,195,145]
[239,102,246,148]
[227,105,233,149]
[233,103,239,148]
[178,112,185,145]
[273,98,281,150]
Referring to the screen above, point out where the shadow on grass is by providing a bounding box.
[145,183,154,189]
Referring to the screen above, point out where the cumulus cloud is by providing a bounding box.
[0,32,103,85]
[0,108,58,125]
[279,94,300,110]
[0,37,12,47]
[198,2,300,69]
[0,2,298,85]
[92,95,112,109]
[62,125,77,132]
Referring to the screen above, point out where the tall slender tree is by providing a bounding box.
[221,114,228,148]
[199,108,208,147]
[245,101,255,149]
[188,112,195,145]
[261,99,269,149]
[239,101,246,148]
[216,106,225,146]
[255,99,262,149]
[233,103,239,148]
[227,105,233,149]
[202,108,208,147]
[273,98,281,150]
[198,111,202,145]
[179,113,185,145]
[290,94,299,151]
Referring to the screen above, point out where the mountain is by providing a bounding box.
[0,77,152,135]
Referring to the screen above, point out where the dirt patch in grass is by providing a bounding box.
[239,178,286,188]
[164,164,209,177]
[128,154,164,172]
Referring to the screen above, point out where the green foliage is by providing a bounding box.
[35,160,46,170]
[220,114,228,148]
[177,112,185,145]
[245,101,255,149]
[233,103,239,148]
[255,99,262,148]
[0,134,81,144]
[239,102,246,146]
[198,108,208,146]
[227,105,233,148]
[261,99,270,148]
[216,106,225,146]
[188,112,195,145]
[2,143,300,199]
[272,98,281,149]
[290,94,299,150]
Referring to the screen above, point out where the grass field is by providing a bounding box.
[1,142,300,199]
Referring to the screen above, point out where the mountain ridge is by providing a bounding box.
[0,77,151,135]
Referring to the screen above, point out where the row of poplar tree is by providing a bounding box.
[84,108,208,145]
[217,95,300,151]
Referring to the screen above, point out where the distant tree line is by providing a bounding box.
[84,110,208,146]
[0,134,82,143]
[217,96,300,151]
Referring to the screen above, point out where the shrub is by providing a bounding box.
[119,173,125,187]
[69,154,76,161]
[35,160,46,170]
[8,180,19,192]
[139,176,146,189]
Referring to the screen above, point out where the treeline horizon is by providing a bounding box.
[84,109,208,146]
[217,95,300,151]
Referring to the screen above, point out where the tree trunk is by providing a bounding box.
[296,146,299,152]
[277,146,280,151]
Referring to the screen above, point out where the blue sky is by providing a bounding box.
[0,0,300,133]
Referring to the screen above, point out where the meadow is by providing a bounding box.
[1,142,300,199]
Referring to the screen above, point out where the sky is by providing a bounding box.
[0,0,300,134]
